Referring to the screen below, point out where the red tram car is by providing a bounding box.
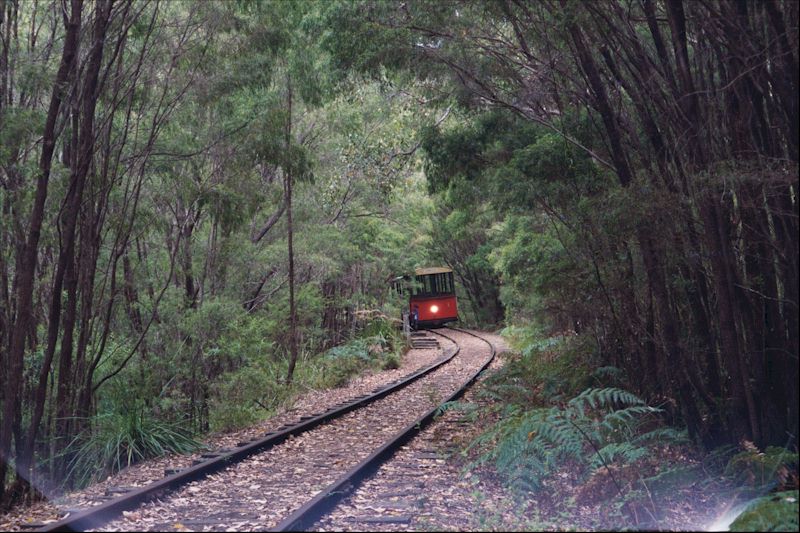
[393,267,458,329]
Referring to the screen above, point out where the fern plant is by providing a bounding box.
[725,444,799,494]
[479,332,599,407]
[470,387,664,491]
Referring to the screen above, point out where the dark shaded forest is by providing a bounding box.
[0,0,797,525]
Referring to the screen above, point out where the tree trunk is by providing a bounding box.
[285,74,299,384]
[18,0,112,485]
[0,0,82,503]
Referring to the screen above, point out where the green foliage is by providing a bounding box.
[7,0,792,512]
[441,104,632,354]
[205,317,407,432]
[484,327,597,406]
[588,442,648,471]
[469,387,664,491]
[361,315,404,343]
[316,0,422,81]
[63,409,201,488]
[209,364,288,432]
[729,491,799,532]
[435,400,478,419]
[0,108,45,163]
[631,427,691,446]
[310,326,404,389]
[634,464,702,501]
[381,352,401,370]
[428,203,504,325]
[725,446,799,492]
[590,366,626,388]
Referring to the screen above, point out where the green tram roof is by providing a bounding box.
[414,267,453,276]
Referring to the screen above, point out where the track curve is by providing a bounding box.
[37,328,496,532]
[273,327,496,531]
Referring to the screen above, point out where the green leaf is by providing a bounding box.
[729,491,799,532]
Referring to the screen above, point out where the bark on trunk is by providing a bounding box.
[285,75,299,384]
[0,0,82,502]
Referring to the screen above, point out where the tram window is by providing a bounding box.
[411,273,454,296]
[441,272,453,294]
[437,272,453,294]
[415,275,428,295]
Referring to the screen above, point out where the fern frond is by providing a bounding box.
[591,365,625,384]
[633,427,690,445]
[463,385,666,493]
[600,405,660,434]
[590,442,648,470]
[568,387,645,413]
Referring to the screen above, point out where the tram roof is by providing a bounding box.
[414,266,453,276]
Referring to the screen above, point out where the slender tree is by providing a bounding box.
[0,0,83,502]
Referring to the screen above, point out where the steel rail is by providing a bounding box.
[272,327,496,532]
[36,336,460,532]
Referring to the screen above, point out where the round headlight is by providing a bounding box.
[430,305,439,313]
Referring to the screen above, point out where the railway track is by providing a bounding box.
[36,327,496,532]
[312,330,504,531]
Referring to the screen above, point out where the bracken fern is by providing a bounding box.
[472,387,665,491]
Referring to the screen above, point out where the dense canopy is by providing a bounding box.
[0,0,796,525]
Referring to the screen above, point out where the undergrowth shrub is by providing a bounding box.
[464,329,798,530]
[208,335,399,432]
[729,490,799,532]
[208,316,407,432]
[210,363,290,432]
[724,444,799,494]
[63,409,201,488]
[489,327,600,406]
[626,442,799,530]
[466,387,671,491]
[309,329,404,389]
[382,352,401,370]
[460,328,694,511]
[360,315,405,344]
